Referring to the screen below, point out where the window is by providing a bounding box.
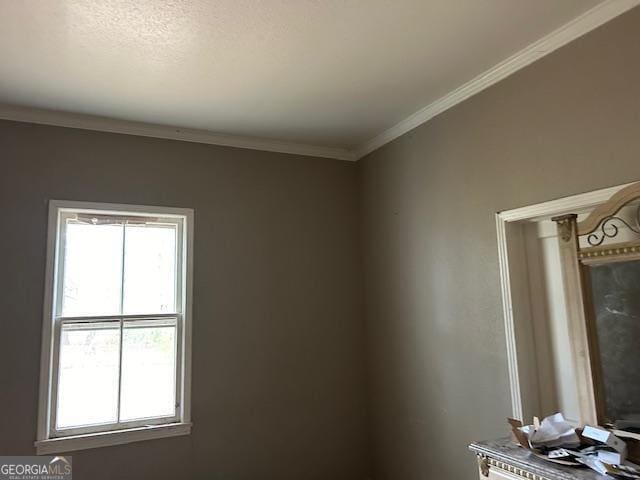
[36,201,193,454]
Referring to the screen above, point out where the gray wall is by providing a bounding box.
[358,7,640,480]
[3,6,640,480]
[0,121,369,480]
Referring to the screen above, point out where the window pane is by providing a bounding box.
[123,224,177,314]
[62,222,123,317]
[119,321,177,421]
[57,323,120,429]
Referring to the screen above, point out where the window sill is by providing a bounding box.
[35,422,192,455]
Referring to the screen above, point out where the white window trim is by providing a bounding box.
[36,200,194,455]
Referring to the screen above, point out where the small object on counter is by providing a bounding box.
[575,447,637,476]
[599,449,627,465]
[602,463,640,479]
[583,425,628,453]
[548,448,573,459]
[507,418,530,449]
[527,413,581,449]
[506,413,638,471]
[576,454,608,475]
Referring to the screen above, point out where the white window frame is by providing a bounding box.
[36,200,194,454]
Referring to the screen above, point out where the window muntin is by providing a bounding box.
[46,207,188,438]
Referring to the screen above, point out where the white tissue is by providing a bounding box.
[527,413,580,449]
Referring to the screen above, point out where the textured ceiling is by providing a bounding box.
[0,0,604,150]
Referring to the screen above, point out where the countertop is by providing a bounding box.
[469,437,605,480]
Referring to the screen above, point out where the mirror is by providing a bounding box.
[585,259,640,430]
[553,183,640,463]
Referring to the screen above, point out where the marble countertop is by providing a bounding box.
[469,437,605,480]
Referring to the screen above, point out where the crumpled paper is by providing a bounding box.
[526,413,580,449]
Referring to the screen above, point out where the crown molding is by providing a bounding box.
[0,104,356,162]
[1,0,636,162]
[353,0,640,160]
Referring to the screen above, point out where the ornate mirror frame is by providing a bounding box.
[552,181,640,427]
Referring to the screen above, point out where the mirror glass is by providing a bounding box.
[586,259,640,430]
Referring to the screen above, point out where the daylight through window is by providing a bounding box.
[37,202,192,450]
